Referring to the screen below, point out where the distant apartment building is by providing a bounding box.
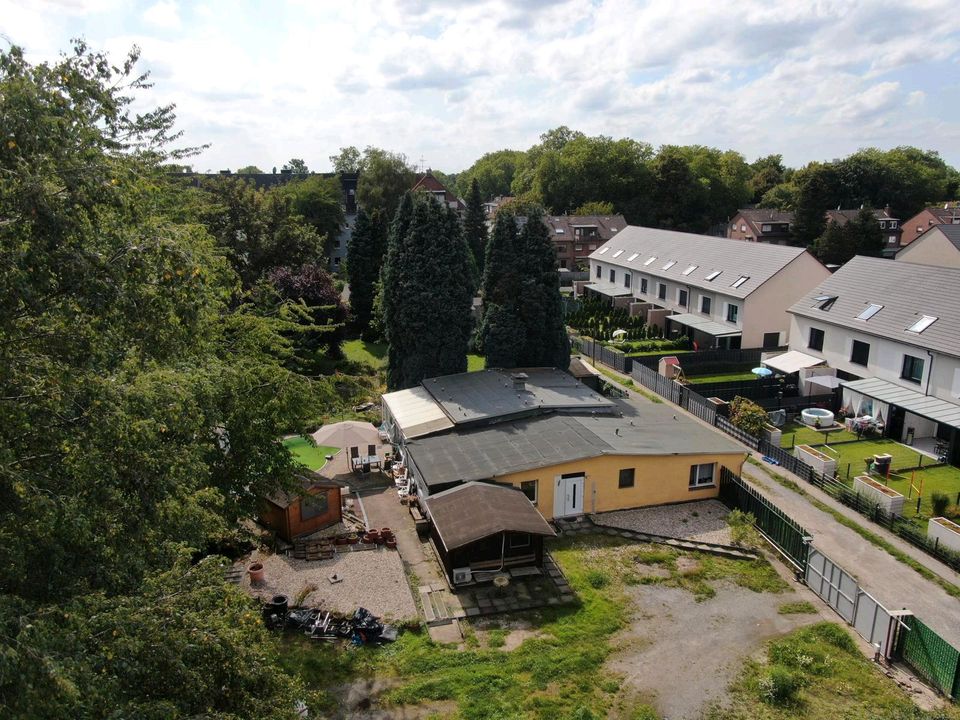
[825,207,901,257]
[586,226,830,350]
[899,204,960,248]
[482,195,514,219]
[545,214,626,270]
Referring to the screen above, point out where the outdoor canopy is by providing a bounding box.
[666,313,742,338]
[763,350,825,375]
[806,375,842,390]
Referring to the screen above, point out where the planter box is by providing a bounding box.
[853,475,905,516]
[707,397,730,417]
[761,423,781,447]
[928,517,960,554]
[795,444,837,477]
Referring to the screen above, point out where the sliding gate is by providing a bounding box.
[805,546,902,658]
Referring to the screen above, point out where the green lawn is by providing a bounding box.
[879,464,960,519]
[686,371,761,384]
[779,421,859,448]
[815,438,933,479]
[342,339,485,373]
[282,437,339,471]
[342,339,387,369]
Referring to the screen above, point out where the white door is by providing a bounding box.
[554,474,585,518]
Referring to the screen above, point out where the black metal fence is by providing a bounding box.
[628,347,768,370]
[630,363,960,574]
[718,467,810,571]
[578,336,631,374]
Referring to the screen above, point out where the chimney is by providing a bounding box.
[510,372,529,392]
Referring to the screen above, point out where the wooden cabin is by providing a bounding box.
[260,474,343,542]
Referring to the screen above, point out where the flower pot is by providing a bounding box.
[346,536,359,545]
[362,532,378,545]
[248,562,265,584]
[385,538,397,550]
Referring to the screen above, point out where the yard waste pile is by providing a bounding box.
[263,602,397,645]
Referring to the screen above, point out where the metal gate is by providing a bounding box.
[805,546,901,658]
[805,547,858,623]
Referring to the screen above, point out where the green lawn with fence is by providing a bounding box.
[779,421,860,448]
[797,437,960,521]
[283,437,339,471]
[343,338,485,373]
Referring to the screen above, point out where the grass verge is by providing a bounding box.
[746,458,960,599]
[702,622,960,719]
[584,358,663,404]
[778,601,818,615]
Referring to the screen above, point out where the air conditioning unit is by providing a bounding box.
[452,567,472,585]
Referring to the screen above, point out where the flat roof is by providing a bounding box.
[426,481,556,551]
[382,386,454,439]
[667,313,742,338]
[407,408,745,487]
[841,378,960,430]
[421,368,614,427]
[585,282,634,297]
[763,350,826,375]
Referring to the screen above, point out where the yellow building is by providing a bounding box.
[406,406,747,520]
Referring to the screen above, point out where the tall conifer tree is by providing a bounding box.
[346,208,386,332]
[464,178,489,275]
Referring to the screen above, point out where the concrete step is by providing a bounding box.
[419,586,453,627]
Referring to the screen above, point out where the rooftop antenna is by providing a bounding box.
[419,155,426,174]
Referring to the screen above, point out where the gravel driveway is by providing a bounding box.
[238,547,417,622]
[595,499,733,545]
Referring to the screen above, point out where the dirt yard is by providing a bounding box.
[238,547,418,622]
[608,560,829,719]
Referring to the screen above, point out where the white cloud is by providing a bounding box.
[3,0,960,172]
[142,1,181,30]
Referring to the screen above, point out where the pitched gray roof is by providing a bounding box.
[937,224,960,251]
[420,368,614,426]
[789,255,960,358]
[407,408,744,487]
[544,215,626,241]
[588,225,813,299]
[426,482,556,551]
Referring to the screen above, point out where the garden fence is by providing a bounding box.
[898,616,960,699]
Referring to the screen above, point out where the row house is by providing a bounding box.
[781,256,960,464]
[899,204,960,248]
[545,214,626,270]
[585,226,829,350]
[896,225,960,269]
[726,207,902,255]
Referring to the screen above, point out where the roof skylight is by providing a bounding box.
[598,247,609,255]
[643,256,657,266]
[555,228,564,234]
[814,295,837,311]
[661,260,677,270]
[907,315,938,333]
[731,276,750,288]
[612,249,624,258]
[627,253,639,261]
[705,270,722,281]
[856,304,883,321]
[682,265,698,276]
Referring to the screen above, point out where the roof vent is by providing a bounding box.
[511,372,529,392]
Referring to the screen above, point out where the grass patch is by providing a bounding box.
[342,338,387,369]
[778,601,818,615]
[816,438,933,479]
[686,370,761,384]
[747,458,960,599]
[467,354,486,372]
[282,436,339,471]
[585,358,664,404]
[873,464,960,520]
[284,534,635,718]
[779,420,859,448]
[703,622,960,719]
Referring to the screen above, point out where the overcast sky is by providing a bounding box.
[4,0,960,174]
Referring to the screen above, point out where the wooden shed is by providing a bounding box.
[260,474,343,542]
[426,482,556,585]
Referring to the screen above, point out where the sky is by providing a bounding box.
[4,0,960,174]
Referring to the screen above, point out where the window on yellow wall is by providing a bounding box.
[689,463,715,488]
[618,468,635,488]
[520,480,538,504]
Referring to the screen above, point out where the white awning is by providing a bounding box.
[763,350,825,375]
[382,386,453,439]
[840,378,960,430]
[666,313,741,338]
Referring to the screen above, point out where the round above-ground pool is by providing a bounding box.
[801,407,835,427]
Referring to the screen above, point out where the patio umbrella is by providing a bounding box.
[752,367,773,378]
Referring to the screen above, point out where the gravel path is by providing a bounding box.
[594,499,733,545]
[238,547,417,622]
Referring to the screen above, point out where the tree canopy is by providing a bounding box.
[356,147,415,221]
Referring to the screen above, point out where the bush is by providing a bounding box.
[727,509,758,546]
[932,491,951,517]
[757,665,803,705]
[729,396,768,437]
[584,569,609,589]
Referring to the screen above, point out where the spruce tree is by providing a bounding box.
[464,177,489,275]
[517,210,571,368]
[383,193,473,389]
[346,208,387,332]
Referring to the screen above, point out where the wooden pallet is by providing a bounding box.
[292,541,335,561]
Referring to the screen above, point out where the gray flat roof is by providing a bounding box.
[407,408,745,487]
[789,255,960,358]
[841,378,960,430]
[421,368,615,426]
[667,313,742,338]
